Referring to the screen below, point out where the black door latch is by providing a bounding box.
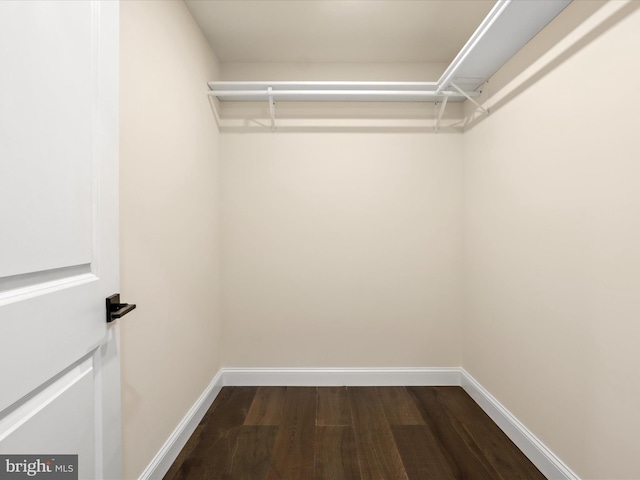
[106,293,136,323]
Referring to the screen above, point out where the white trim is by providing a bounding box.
[460,369,580,480]
[222,367,461,387]
[138,370,224,480]
[141,367,579,480]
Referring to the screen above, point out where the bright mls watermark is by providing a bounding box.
[0,456,77,480]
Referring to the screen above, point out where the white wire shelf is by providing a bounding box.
[207,81,476,103]
[206,0,572,131]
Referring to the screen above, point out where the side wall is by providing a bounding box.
[221,130,463,368]
[119,2,222,478]
[463,2,640,478]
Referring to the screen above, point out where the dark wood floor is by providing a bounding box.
[164,386,546,480]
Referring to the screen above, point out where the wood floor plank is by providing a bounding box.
[266,387,317,480]
[406,386,498,480]
[317,386,352,426]
[348,387,408,480]
[163,426,204,480]
[165,387,258,480]
[430,387,546,480]
[315,426,361,480]
[201,386,257,427]
[245,386,287,425]
[165,424,224,480]
[168,426,277,480]
[391,425,456,480]
[377,387,425,425]
[228,426,279,479]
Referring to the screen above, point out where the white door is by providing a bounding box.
[0,2,122,479]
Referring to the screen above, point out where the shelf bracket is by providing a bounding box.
[268,86,276,132]
[450,81,488,115]
[434,95,449,134]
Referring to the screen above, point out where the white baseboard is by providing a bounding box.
[138,369,224,480]
[460,369,579,480]
[222,367,461,387]
[141,366,579,480]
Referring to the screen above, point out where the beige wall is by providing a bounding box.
[462,2,640,478]
[221,62,447,81]
[119,2,221,478]
[221,132,463,367]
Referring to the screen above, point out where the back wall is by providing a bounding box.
[221,132,463,367]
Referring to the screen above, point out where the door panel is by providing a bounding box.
[0,1,121,478]
[0,1,94,278]
[0,357,96,479]
[0,280,105,412]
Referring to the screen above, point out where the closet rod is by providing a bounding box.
[207,89,476,102]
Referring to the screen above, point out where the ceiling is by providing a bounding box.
[185,0,497,64]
